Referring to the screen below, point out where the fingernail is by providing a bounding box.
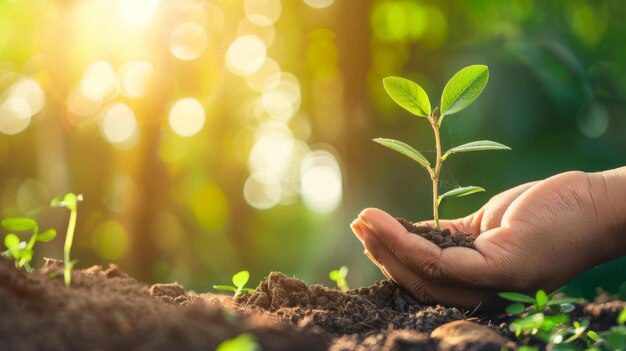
[357,212,373,229]
[351,219,364,241]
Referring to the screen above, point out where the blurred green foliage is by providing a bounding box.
[0,0,624,297]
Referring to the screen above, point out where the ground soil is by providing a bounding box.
[396,218,475,249]
[0,257,624,350]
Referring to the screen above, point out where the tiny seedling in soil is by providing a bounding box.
[213,270,255,297]
[216,333,260,351]
[498,290,608,349]
[376,65,510,230]
[1,217,56,272]
[50,193,83,287]
[329,266,350,292]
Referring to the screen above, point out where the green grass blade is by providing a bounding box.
[442,140,511,161]
[440,65,489,117]
[437,186,485,205]
[383,76,431,117]
[373,138,431,172]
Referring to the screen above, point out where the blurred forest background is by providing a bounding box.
[0,0,625,298]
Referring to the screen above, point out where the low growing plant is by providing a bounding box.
[329,266,349,292]
[213,270,255,297]
[376,65,510,230]
[216,333,260,351]
[50,193,83,287]
[499,290,582,315]
[1,217,56,272]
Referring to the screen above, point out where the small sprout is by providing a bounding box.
[1,217,56,272]
[499,290,581,315]
[213,270,255,297]
[377,66,510,230]
[329,266,350,292]
[618,307,626,325]
[216,333,260,351]
[50,193,83,287]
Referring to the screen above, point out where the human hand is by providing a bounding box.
[351,170,625,309]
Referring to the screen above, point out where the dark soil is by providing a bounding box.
[0,257,624,350]
[397,218,476,249]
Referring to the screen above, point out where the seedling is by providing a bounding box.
[376,65,510,230]
[1,217,56,272]
[213,270,255,297]
[50,193,83,287]
[499,290,582,315]
[216,333,260,351]
[329,266,350,292]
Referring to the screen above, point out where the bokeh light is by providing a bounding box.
[168,98,206,137]
[303,0,335,9]
[243,172,281,210]
[300,150,342,214]
[91,220,129,260]
[100,103,138,146]
[119,0,160,24]
[261,72,301,122]
[244,0,282,26]
[225,35,267,76]
[80,61,117,101]
[119,61,153,99]
[169,22,208,61]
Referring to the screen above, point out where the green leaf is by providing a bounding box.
[373,138,431,172]
[19,249,33,264]
[216,333,259,351]
[329,270,340,281]
[546,297,582,306]
[498,292,536,304]
[232,271,250,289]
[587,330,601,341]
[213,285,238,292]
[1,218,37,232]
[339,266,348,278]
[506,303,526,315]
[50,195,64,207]
[383,76,431,117]
[441,140,511,161]
[50,193,83,211]
[438,186,485,205]
[559,303,575,314]
[37,229,57,242]
[618,307,626,325]
[535,290,548,309]
[4,233,20,249]
[440,65,489,117]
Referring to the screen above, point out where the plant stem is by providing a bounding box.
[430,115,443,230]
[64,208,77,287]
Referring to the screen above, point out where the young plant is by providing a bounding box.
[329,266,350,292]
[50,193,83,287]
[213,270,255,297]
[216,333,260,351]
[376,65,510,230]
[1,217,56,272]
[499,290,582,315]
[585,307,626,350]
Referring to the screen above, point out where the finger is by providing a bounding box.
[357,209,508,289]
[355,221,494,309]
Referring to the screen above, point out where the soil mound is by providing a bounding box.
[397,218,475,248]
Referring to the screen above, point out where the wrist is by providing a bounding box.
[589,167,626,258]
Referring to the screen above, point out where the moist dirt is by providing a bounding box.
[0,257,623,350]
[396,218,476,249]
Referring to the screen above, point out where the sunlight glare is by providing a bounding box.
[262,72,301,122]
[248,122,295,177]
[303,0,335,9]
[245,0,282,26]
[119,0,160,24]
[244,172,281,210]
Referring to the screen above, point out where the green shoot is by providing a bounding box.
[50,193,83,287]
[376,65,510,230]
[216,333,260,351]
[1,217,56,272]
[329,266,349,292]
[213,270,255,297]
